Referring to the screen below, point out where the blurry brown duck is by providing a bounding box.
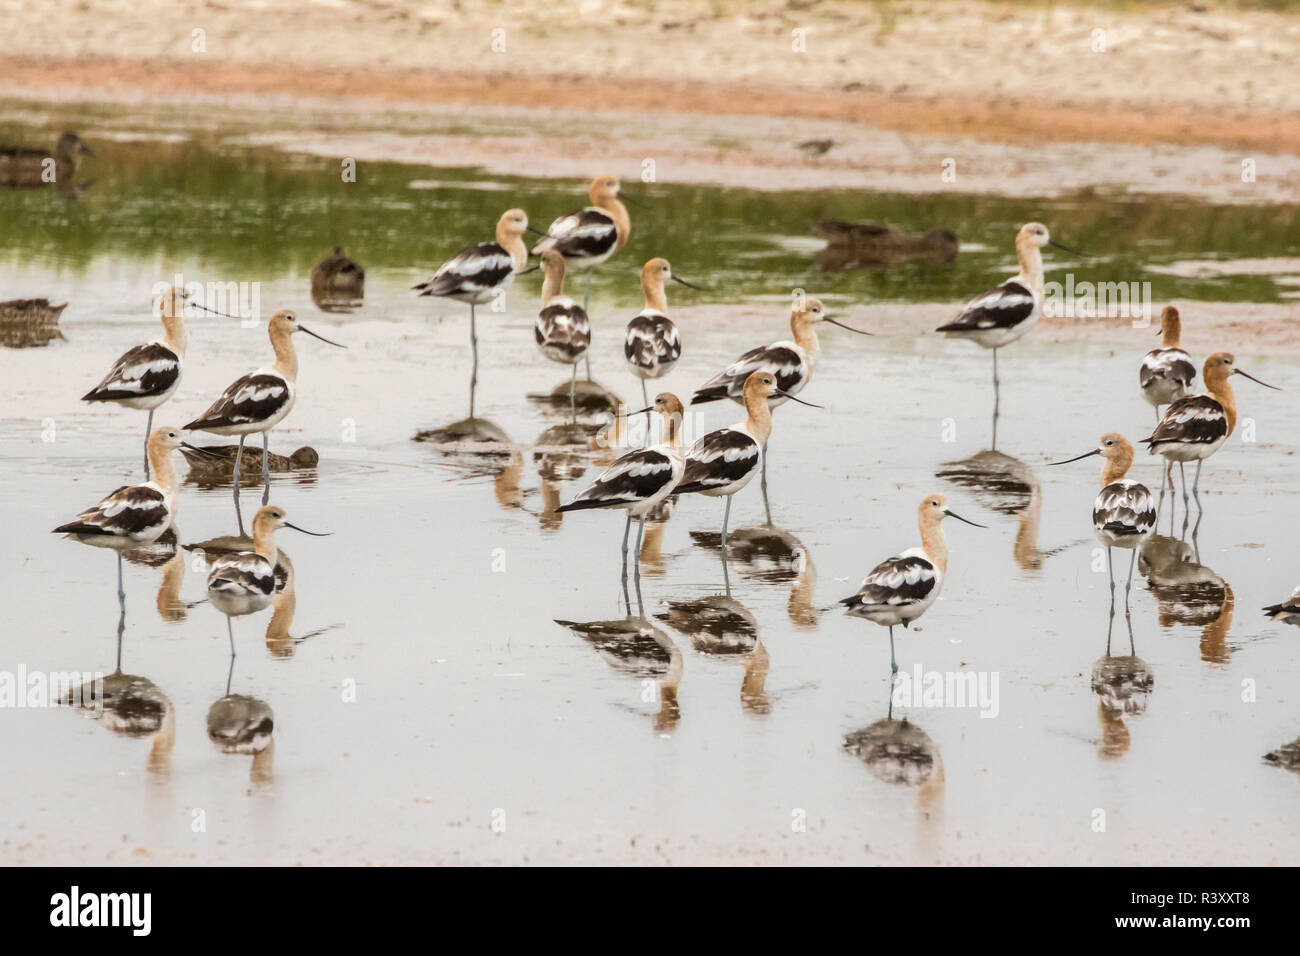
[814,221,959,268]
[181,443,319,475]
[310,246,365,300]
[0,297,67,348]
[0,132,95,188]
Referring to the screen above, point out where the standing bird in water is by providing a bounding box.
[206,505,329,656]
[414,209,534,417]
[1050,434,1156,605]
[936,222,1083,450]
[557,393,685,591]
[534,250,591,420]
[841,494,984,675]
[625,257,699,430]
[184,310,345,523]
[82,286,189,479]
[533,175,633,380]
[677,372,820,587]
[1141,352,1279,522]
[1140,306,1196,510]
[691,297,870,520]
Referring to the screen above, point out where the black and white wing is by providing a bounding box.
[206,552,277,601]
[624,313,681,374]
[556,448,677,512]
[54,484,168,539]
[82,342,180,402]
[531,208,617,260]
[535,300,591,363]
[1140,347,1196,389]
[184,373,289,431]
[1093,479,1156,538]
[1264,586,1300,620]
[692,344,804,404]
[936,280,1035,334]
[840,554,938,614]
[677,428,760,494]
[413,242,513,299]
[1144,395,1228,450]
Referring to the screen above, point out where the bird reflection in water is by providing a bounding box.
[656,590,770,715]
[689,523,820,629]
[937,449,1077,572]
[310,246,365,313]
[1090,602,1153,760]
[1140,532,1235,664]
[534,425,589,531]
[843,665,945,834]
[1,297,68,348]
[62,593,175,780]
[556,576,683,733]
[421,436,525,512]
[208,656,275,784]
[1263,738,1300,775]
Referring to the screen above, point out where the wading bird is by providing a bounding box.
[532,176,632,312]
[1141,352,1278,521]
[184,309,344,522]
[0,131,95,188]
[625,257,699,426]
[935,222,1082,450]
[534,250,590,419]
[1264,587,1300,626]
[311,246,365,302]
[1049,434,1156,605]
[677,372,820,585]
[52,426,205,599]
[82,286,189,479]
[1140,306,1196,421]
[414,209,534,416]
[206,504,329,656]
[556,393,685,590]
[840,493,984,674]
[691,296,869,519]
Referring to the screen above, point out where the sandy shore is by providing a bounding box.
[2,1,1299,154]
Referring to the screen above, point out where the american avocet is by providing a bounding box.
[556,392,685,590]
[1140,306,1196,421]
[534,249,591,419]
[625,257,699,422]
[935,222,1082,449]
[1050,434,1155,603]
[1263,586,1300,625]
[413,209,534,416]
[184,309,344,518]
[691,296,868,515]
[311,246,365,304]
[82,285,188,479]
[532,175,633,314]
[52,426,203,598]
[206,504,329,656]
[1140,352,1279,518]
[840,493,984,674]
[677,371,819,583]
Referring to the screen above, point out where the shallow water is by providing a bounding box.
[3,107,1300,864]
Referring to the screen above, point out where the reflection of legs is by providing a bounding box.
[261,431,271,505]
[720,496,733,594]
[227,616,236,657]
[1191,460,1203,513]
[1105,598,1115,656]
[1178,463,1189,536]
[991,348,1000,452]
[233,434,247,533]
[143,408,154,479]
[468,303,478,419]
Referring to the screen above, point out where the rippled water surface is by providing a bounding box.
[3,106,1299,864]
